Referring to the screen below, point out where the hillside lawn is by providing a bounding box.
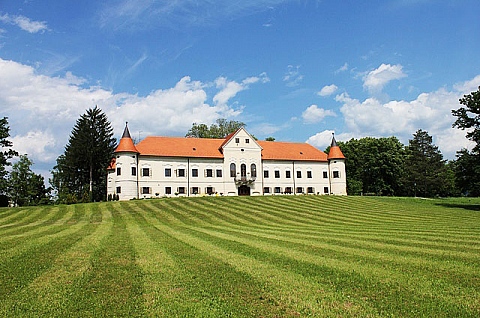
[0,196,479,317]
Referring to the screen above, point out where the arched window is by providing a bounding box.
[241,164,247,177]
[230,163,236,177]
[251,164,257,178]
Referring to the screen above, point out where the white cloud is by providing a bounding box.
[307,130,355,151]
[302,105,336,124]
[11,131,57,163]
[306,130,335,149]
[0,58,266,174]
[99,0,291,30]
[363,63,407,93]
[0,13,48,33]
[283,65,303,87]
[213,73,269,106]
[317,84,338,97]
[332,74,480,159]
[335,62,349,74]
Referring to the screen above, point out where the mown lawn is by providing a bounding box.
[0,196,479,317]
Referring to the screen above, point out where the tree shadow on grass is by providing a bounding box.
[435,203,480,212]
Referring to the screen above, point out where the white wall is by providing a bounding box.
[262,160,331,195]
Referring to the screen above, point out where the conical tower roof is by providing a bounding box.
[114,123,138,153]
[327,134,345,160]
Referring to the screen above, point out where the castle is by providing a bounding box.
[107,124,346,200]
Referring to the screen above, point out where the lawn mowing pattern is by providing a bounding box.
[0,196,479,317]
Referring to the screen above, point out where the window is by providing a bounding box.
[324,187,329,194]
[333,171,340,178]
[230,163,236,177]
[264,170,269,178]
[131,167,136,176]
[192,168,198,177]
[191,187,199,194]
[285,171,291,178]
[297,171,302,178]
[264,187,270,194]
[307,187,314,194]
[245,138,249,143]
[274,170,280,178]
[274,187,281,194]
[235,137,240,143]
[206,187,214,195]
[307,171,312,178]
[177,169,185,177]
[285,187,292,194]
[205,169,213,177]
[142,187,151,194]
[241,164,247,177]
[165,187,172,195]
[251,164,257,178]
[142,168,150,177]
[116,167,121,176]
[296,187,303,194]
[165,168,171,177]
[323,171,328,178]
[116,186,121,194]
[216,169,222,177]
[177,187,185,194]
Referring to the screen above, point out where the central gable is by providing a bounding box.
[220,127,262,152]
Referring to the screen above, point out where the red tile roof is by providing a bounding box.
[327,145,345,160]
[258,141,328,161]
[132,136,329,161]
[136,136,224,158]
[115,136,139,153]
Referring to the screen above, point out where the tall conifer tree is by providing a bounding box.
[403,129,452,197]
[51,106,116,202]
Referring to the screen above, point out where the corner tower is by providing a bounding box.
[328,134,347,195]
[110,123,139,200]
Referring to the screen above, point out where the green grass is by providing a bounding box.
[0,196,479,317]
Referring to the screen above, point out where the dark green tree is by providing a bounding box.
[403,129,454,197]
[333,137,406,196]
[186,119,245,138]
[0,117,18,206]
[453,149,480,196]
[452,86,480,196]
[8,155,50,206]
[452,86,480,153]
[51,106,116,203]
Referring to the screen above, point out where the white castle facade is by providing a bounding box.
[107,124,347,200]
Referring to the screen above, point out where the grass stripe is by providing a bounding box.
[127,200,333,317]
[0,204,112,317]
[60,203,145,317]
[0,205,97,309]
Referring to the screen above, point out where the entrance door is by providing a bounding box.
[238,185,250,196]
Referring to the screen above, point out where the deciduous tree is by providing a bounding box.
[186,119,245,138]
[452,87,480,196]
[333,137,406,196]
[0,117,18,206]
[8,155,50,206]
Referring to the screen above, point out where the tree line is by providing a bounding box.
[329,87,480,197]
[1,87,479,206]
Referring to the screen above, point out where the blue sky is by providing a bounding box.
[1,0,479,178]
